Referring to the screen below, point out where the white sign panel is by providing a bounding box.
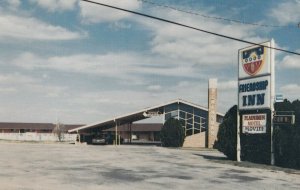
[242,113,267,134]
[238,75,271,110]
[275,94,284,103]
[239,41,271,79]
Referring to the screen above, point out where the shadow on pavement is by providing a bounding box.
[194,153,300,175]
[193,153,228,161]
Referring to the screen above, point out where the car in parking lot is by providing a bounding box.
[92,134,107,145]
[92,137,106,144]
[92,133,124,145]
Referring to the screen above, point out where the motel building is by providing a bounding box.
[69,98,224,148]
[0,79,224,148]
[69,79,223,148]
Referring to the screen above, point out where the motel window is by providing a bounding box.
[187,118,193,125]
[201,126,207,132]
[179,103,193,113]
[194,116,200,123]
[186,113,193,120]
[217,115,224,123]
[165,113,172,121]
[170,110,178,118]
[186,124,193,130]
[194,108,208,118]
[179,118,186,126]
[186,129,193,136]
[194,123,200,131]
[165,103,178,113]
[179,111,185,119]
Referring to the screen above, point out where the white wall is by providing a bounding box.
[0,132,77,142]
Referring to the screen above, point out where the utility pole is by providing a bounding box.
[270,39,275,165]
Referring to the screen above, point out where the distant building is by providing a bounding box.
[0,122,82,142]
[0,122,162,143]
[0,122,81,133]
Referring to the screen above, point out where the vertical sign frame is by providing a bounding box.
[237,39,275,164]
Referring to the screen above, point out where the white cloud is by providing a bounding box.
[0,73,35,84]
[0,73,67,97]
[176,81,190,88]
[147,85,162,91]
[0,13,86,41]
[4,0,21,10]
[280,84,300,100]
[171,79,237,112]
[280,84,300,91]
[0,87,17,93]
[60,90,168,122]
[109,22,132,30]
[218,80,237,90]
[79,0,141,23]
[29,0,77,12]
[11,52,200,79]
[269,0,300,25]
[137,8,264,66]
[12,52,143,77]
[280,53,300,69]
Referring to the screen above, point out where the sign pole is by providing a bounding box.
[237,110,241,162]
[237,51,241,162]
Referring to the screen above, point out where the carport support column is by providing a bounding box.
[77,130,81,143]
[115,121,118,146]
[207,78,217,148]
[129,123,132,144]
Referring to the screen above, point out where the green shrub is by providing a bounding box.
[274,126,300,169]
[214,105,237,160]
[215,99,300,169]
[215,105,271,163]
[160,118,185,147]
[274,99,300,169]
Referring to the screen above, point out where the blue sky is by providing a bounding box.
[0,0,299,124]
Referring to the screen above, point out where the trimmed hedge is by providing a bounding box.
[214,105,237,160]
[273,99,300,169]
[160,118,185,147]
[215,99,300,169]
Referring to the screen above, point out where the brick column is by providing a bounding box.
[207,79,217,148]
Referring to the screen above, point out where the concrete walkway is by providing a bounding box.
[0,142,299,190]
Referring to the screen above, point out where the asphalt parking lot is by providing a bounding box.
[0,142,299,190]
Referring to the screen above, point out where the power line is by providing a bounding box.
[138,0,291,28]
[80,0,300,56]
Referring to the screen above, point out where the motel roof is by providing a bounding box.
[68,99,224,133]
[0,122,83,131]
[103,123,163,132]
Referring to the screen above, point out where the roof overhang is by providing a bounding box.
[68,98,224,133]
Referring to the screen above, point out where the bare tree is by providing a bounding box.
[53,122,65,142]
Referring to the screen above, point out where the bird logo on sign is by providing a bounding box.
[242,46,265,76]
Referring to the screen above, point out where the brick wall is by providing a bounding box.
[183,132,206,148]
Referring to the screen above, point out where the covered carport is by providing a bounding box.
[68,99,224,145]
[68,103,164,145]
